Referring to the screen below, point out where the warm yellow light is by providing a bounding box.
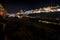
[44,7,51,11]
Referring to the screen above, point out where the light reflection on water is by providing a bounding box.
[1,17,60,40]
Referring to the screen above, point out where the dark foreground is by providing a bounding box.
[0,17,60,40]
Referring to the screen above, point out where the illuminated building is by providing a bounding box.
[56,6,60,11]
[19,10,24,14]
[30,9,35,13]
[0,4,7,19]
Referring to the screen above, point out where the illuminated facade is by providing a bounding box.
[0,4,7,19]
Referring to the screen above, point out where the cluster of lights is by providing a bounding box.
[8,14,15,17]
[1,4,60,18]
[25,6,60,14]
[8,6,60,18]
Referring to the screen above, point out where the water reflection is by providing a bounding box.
[0,17,60,40]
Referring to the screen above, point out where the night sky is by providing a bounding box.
[0,0,60,13]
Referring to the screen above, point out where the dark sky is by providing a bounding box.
[0,0,60,13]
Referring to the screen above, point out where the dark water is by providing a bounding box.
[0,17,60,40]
